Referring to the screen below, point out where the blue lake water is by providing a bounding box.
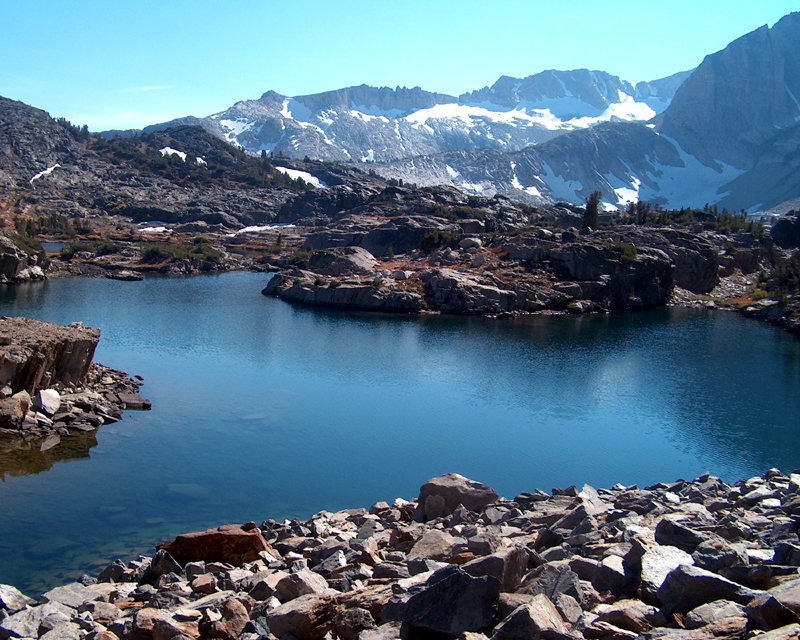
[0,271,799,593]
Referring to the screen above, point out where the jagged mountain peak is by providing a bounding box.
[658,11,800,170]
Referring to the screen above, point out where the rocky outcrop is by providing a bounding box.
[0,235,46,284]
[262,270,423,314]
[0,317,99,393]
[5,469,800,640]
[771,215,800,249]
[0,319,150,454]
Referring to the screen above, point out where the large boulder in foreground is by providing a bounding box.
[0,317,99,394]
[416,473,499,521]
[156,523,274,566]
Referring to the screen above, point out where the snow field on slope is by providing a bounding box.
[275,166,328,189]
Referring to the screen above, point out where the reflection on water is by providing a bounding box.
[0,272,798,595]
[0,431,98,479]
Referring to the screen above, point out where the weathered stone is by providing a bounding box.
[416,474,498,521]
[554,594,582,624]
[518,563,583,603]
[151,549,183,578]
[190,574,218,595]
[204,599,248,640]
[658,564,763,615]
[265,594,338,640]
[491,595,570,640]
[38,623,81,640]
[356,621,403,640]
[768,577,800,616]
[386,566,501,636]
[754,624,800,640]
[33,389,61,416]
[685,600,746,629]
[40,582,97,609]
[583,620,639,639]
[640,545,695,601]
[594,600,658,634]
[0,318,99,394]
[157,524,273,566]
[407,529,467,562]
[0,602,74,640]
[0,585,35,614]
[462,546,528,593]
[276,569,329,601]
[747,593,800,631]
[655,520,710,554]
[691,539,745,573]
[592,555,629,595]
[334,584,394,619]
[334,607,376,640]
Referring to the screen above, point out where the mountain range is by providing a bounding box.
[7,12,800,215]
[119,12,798,213]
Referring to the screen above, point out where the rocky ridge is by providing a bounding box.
[140,69,682,165]
[3,471,800,640]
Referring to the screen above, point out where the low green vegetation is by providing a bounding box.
[420,230,461,251]
[139,237,222,264]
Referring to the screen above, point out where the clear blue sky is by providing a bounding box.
[1,1,797,131]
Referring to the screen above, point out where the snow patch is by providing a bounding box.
[636,136,747,208]
[568,93,655,127]
[159,147,187,161]
[275,166,328,189]
[446,165,461,179]
[540,163,584,202]
[29,163,61,184]
[361,149,375,163]
[196,156,206,165]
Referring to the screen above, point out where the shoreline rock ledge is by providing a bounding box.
[4,470,800,640]
[0,316,150,445]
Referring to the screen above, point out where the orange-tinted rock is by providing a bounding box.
[157,524,274,566]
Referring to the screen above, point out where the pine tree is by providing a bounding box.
[582,191,601,230]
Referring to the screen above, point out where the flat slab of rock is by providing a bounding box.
[157,524,274,566]
[417,473,498,521]
[0,584,36,614]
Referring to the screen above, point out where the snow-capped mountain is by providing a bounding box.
[143,69,687,164]
[376,13,800,212]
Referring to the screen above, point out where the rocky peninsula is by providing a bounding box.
[2,471,800,640]
[0,317,150,464]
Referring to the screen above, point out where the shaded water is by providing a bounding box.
[0,272,799,593]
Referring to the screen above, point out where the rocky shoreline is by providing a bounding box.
[0,317,150,456]
[2,471,800,640]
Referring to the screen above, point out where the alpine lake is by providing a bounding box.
[1,271,799,594]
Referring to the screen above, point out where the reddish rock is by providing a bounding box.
[157,524,274,566]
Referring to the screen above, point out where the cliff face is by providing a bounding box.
[0,317,99,394]
[658,12,800,170]
[0,235,46,283]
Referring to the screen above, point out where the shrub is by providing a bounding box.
[421,231,461,251]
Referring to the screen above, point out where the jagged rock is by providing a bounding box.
[416,473,498,521]
[462,546,528,592]
[0,234,46,284]
[0,317,99,393]
[746,593,800,631]
[657,564,763,615]
[518,563,583,603]
[641,545,694,600]
[768,577,800,615]
[407,529,467,561]
[334,607,376,640]
[385,566,501,636]
[772,215,800,249]
[156,524,273,566]
[151,550,184,578]
[655,520,710,554]
[265,594,338,640]
[490,595,570,640]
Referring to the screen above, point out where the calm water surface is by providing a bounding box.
[0,272,799,593]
